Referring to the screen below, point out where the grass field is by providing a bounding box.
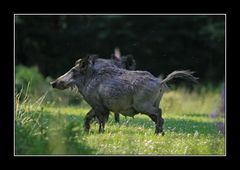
[15,86,225,155]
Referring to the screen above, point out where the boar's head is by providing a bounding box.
[50,55,97,90]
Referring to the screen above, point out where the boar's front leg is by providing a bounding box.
[84,109,96,132]
[114,112,120,123]
[96,110,110,133]
[96,114,105,133]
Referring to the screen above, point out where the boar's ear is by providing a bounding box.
[111,54,121,61]
[76,55,98,73]
[125,54,136,70]
[77,57,89,73]
[113,47,121,60]
[87,54,98,66]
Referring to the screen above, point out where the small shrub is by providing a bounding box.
[16,65,45,98]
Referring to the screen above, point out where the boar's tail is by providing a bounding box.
[160,70,198,85]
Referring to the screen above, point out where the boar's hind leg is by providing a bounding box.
[84,109,96,133]
[156,108,164,135]
[141,107,164,135]
[153,99,165,135]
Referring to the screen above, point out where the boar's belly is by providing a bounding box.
[119,109,138,117]
[103,96,133,112]
[98,80,134,111]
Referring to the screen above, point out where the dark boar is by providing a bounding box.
[51,55,198,135]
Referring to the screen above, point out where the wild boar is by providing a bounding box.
[51,55,198,135]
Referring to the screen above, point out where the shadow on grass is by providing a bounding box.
[179,113,210,118]
[164,118,219,135]
[111,114,220,136]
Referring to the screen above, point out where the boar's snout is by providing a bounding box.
[50,80,65,89]
[50,81,57,88]
[50,78,72,90]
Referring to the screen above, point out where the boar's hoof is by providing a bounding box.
[155,126,164,135]
[84,125,90,133]
[155,128,160,134]
[99,130,105,134]
[98,128,104,133]
[155,130,165,136]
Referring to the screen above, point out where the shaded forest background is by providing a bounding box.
[15,15,225,83]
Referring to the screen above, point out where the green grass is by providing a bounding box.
[15,86,225,155]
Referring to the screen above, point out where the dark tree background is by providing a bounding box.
[15,15,225,83]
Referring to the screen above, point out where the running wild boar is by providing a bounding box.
[51,55,198,135]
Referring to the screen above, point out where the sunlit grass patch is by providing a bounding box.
[43,106,89,116]
[161,87,220,114]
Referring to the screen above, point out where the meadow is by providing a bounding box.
[15,79,225,155]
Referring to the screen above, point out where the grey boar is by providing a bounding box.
[51,55,198,135]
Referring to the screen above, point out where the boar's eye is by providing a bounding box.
[72,69,79,79]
